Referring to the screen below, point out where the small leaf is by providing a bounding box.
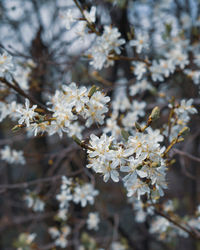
[121,129,130,141]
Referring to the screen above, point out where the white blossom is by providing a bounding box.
[87,212,100,230]
[0,145,25,165]
[132,62,147,80]
[89,26,125,70]
[129,32,149,53]
[73,183,99,207]
[0,51,15,77]
[17,99,37,127]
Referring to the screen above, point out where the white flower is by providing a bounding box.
[0,51,15,76]
[89,26,125,70]
[26,233,36,244]
[73,183,99,207]
[48,227,60,239]
[61,9,76,30]
[0,101,22,122]
[33,198,45,212]
[188,217,200,231]
[55,235,68,248]
[175,99,197,115]
[61,226,71,237]
[17,99,37,127]
[166,48,189,69]
[184,69,200,85]
[8,101,22,121]
[159,59,175,77]
[87,134,120,182]
[61,176,72,190]
[132,62,147,80]
[24,194,45,212]
[101,159,120,182]
[146,127,164,142]
[0,102,9,121]
[83,6,96,23]
[111,241,126,250]
[49,226,71,249]
[150,60,164,82]
[130,79,152,96]
[62,82,89,112]
[122,101,146,128]
[103,115,121,139]
[125,178,150,199]
[150,216,170,234]
[88,133,113,160]
[112,89,131,112]
[0,145,12,163]
[56,189,73,209]
[0,145,25,165]
[121,157,141,185]
[129,32,149,53]
[83,92,110,127]
[29,121,49,136]
[12,150,26,165]
[87,212,100,230]
[14,65,30,90]
[57,209,68,221]
[194,53,200,67]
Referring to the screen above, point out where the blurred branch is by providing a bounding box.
[154,209,200,240]
[173,148,200,163]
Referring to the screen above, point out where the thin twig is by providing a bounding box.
[173,148,200,163]
[0,77,49,112]
[0,175,62,192]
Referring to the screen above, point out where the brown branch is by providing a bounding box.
[0,167,84,193]
[0,77,50,112]
[154,209,200,240]
[108,55,151,66]
[173,148,200,163]
[0,212,54,233]
[0,175,62,193]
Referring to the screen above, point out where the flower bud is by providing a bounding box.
[88,85,98,98]
[179,127,190,136]
[135,121,141,131]
[150,106,160,121]
[121,129,130,141]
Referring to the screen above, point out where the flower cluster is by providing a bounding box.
[15,83,110,138]
[87,127,167,200]
[56,176,99,213]
[24,192,45,212]
[150,216,188,240]
[89,26,125,70]
[49,225,71,248]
